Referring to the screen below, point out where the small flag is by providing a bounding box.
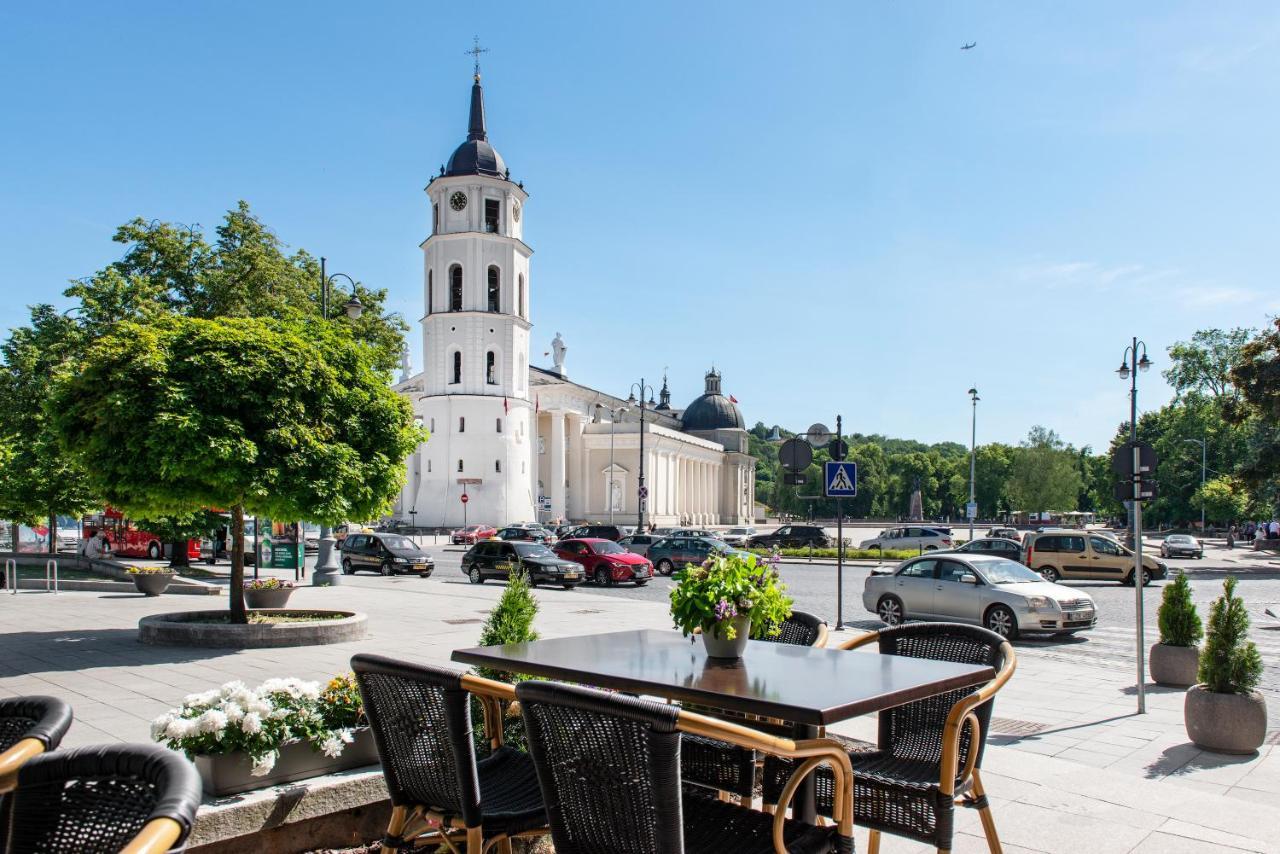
[729,394,739,404]
[503,397,509,414]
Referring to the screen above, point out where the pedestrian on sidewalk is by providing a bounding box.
[1227,526,1235,549]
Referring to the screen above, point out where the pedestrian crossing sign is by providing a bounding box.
[824,461,858,497]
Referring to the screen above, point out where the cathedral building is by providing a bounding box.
[391,70,755,529]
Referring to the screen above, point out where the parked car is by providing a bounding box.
[554,524,580,540]
[718,526,757,547]
[952,538,1024,560]
[1160,534,1204,559]
[986,527,1020,540]
[618,533,661,556]
[745,525,830,549]
[496,526,553,544]
[647,536,745,576]
[339,533,434,577]
[451,524,497,545]
[670,528,714,539]
[1022,530,1166,585]
[862,554,1097,640]
[461,540,583,588]
[859,526,952,552]
[563,524,631,542]
[554,538,653,587]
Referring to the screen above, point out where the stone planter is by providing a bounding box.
[244,587,295,609]
[195,727,379,796]
[1184,684,1268,754]
[131,572,174,597]
[1149,642,1200,687]
[139,610,367,648]
[701,615,751,659]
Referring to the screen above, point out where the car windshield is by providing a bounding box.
[976,559,1044,584]
[514,543,554,558]
[379,535,416,550]
[1168,535,1193,543]
[727,528,750,535]
[702,538,732,551]
[593,541,626,555]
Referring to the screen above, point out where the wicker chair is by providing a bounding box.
[517,680,853,854]
[682,611,828,800]
[761,623,1016,854]
[1,743,202,853]
[351,653,548,852]
[0,696,74,794]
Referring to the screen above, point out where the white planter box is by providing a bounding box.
[195,727,379,796]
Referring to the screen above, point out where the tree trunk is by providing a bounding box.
[230,504,247,624]
[48,512,57,555]
[168,539,190,569]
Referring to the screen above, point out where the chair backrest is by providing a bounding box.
[517,681,684,854]
[351,654,482,826]
[758,610,826,646]
[3,743,201,854]
[0,696,73,754]
[874,623,1006,775]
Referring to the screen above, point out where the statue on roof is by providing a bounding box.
[551,332,567,375]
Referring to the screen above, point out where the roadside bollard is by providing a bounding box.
[46,559,59,594]
[3,558,15,595]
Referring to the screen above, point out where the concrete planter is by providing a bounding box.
[701,616,751,659]
[243,587,295,609]
[1184,685,1268,754]
[195,727,379,796]
[131,572,174,597]
[1149,642,1200,687]
[139,610,367,648]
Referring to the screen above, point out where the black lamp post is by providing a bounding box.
[627,380,656,532]
[1117,337,1152,713]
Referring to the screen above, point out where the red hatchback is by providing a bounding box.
[452,525,497,545]
[554,538,653,587]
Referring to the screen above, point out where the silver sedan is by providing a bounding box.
[862,553,1097,640]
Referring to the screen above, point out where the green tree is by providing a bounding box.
[1198,576,1263,694]
[973,443,1014,519]
[1228,319,1280,510]
[0,305,98,550]
[1157,572,1202,647]
[1005,427,1082,515]
[1164,328,1253,400]
[1195,476,1250,526]
[49,315,423,622]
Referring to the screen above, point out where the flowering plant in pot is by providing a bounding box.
[669,551,792,659]
[151,674,374,795]
[243,577,297,609]
[1185,576,1266,754]
[1150,572,1202,687]
[126,565,175,596]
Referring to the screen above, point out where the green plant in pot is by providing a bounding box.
[1185,576,1266,754]
[670,551,793,659]
[127,565,175,597]
[1149,572,1202,687]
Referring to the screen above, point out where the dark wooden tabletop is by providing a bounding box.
[452,629,995,726]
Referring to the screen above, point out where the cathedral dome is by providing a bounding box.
[444,75,508,179]
[682,369,744,431]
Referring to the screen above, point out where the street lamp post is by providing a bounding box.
[1117,337,1152,713]
[312,257,366,587]
[968,388,979,543]
[627,380,656,532]
[597,404,629,524]
[1182,438,1207,531]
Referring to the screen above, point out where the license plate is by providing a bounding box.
[413,564,426,569]
[564,572,578,580]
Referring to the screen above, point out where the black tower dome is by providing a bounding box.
[444,74,508,179]
[681,369,744,431]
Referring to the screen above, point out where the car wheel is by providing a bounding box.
[656,559,675,576]
[380,561,394,576]
[148,542,161,560]
[924,545,937,551]
[634,579,648,587]
[876,595,905,626]
[562,583,575,590]
[418,572,431,578]
[985,605,1019,640]
[529,575,540,587]
[1039,567,1061,583]
[595,567,613,587]
[468,565,484,584]
[1161,548,1169,558]
[341,558,353,575]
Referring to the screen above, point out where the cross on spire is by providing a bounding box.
[466,36,489,79]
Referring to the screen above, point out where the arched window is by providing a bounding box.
[495,460,502,473]
[427,459,432,472]
[487,266,500,312]
[486,350,497,384]
[451,351,462,385]
[518,274,525,319]
[433,203,439,233]
[458,416,466,433]
[457,459,464,472]
[496,417,503,433]
[449,264,463,311]
[426,270,433,316]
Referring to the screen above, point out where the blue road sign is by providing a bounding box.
[824,461,858,497]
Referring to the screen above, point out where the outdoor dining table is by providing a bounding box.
[452,627,996,825]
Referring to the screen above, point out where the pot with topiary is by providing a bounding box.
[669,551,793,659]
[128,566,175,596]
[243,578,296,609]
[1149,572,1202,687]
[1185,576,1267,754]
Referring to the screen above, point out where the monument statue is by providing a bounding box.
[551,332,567,375]
[398,340,412,384]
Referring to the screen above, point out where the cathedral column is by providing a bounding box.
[695,460,704,525]
[549,411,566,521]
[566,412,584,520]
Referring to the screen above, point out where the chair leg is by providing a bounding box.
[971,769,1003,854]
[466,826,484,852]
[867,829,881,854]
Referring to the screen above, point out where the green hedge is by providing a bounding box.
[746,547,918,561]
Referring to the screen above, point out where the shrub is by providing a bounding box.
[1198,576,1263,694]
[243,578,296,590]
[1157,572,1202,647]
[669,552,793,640]
[126,566,174,575]
[472,571,540,753]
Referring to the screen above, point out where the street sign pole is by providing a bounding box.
[834,414,845,631]
[1133,445,1146,715]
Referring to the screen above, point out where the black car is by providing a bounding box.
[746,525,830,549]
[339,533,434,577]
[564,524,631,542]
[954,538,1024,560]
[462,541,583,588]
[497,526,553,544]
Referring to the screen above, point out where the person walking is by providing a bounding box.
[1227,526,1235,550]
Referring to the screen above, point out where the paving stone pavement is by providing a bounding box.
[1,579,1277,853]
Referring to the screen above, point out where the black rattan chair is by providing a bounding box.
[351,653,547,852]
[1,743,201,854]
[0,696,74,793]
[758,611,829,648]
[762,623,1015,854]
[517,680,853,854]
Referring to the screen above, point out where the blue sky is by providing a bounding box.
[2,2,1277,451]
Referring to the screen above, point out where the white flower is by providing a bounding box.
[197,709,229,736]
[247,699,273,718]
[165,718,196,741]
[338,728,354,744]
[218,681,247,699]
[240,713,263,735]
[319,735,344,758]
[183,689,220,707]
[222,702,244,723]
[270,707,291,720]
[250,751,277,777]
[150,714,174,741]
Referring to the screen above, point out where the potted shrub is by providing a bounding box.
[127,566,175,597]
[1150,572,1202,686]
[151,674,376,795]
[1185,576,1267,754]
[669,551,792,659]
[243,577,296,609]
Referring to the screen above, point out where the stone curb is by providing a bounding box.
[5,578,221,596]
[139,610,368,648]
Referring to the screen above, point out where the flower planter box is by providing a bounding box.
[132,572,175,596]
[194,727,379,796]
[244,587,295,609]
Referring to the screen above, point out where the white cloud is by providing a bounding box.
[1174,286,1260,308]
[1015,260,1177,291]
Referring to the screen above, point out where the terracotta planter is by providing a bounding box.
[701,616,751,659]
[132,572,174,597]
[194,726,379,796]
[1184,685,1267,755]
[1149,642,1200,687]
[244,587,295,609]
